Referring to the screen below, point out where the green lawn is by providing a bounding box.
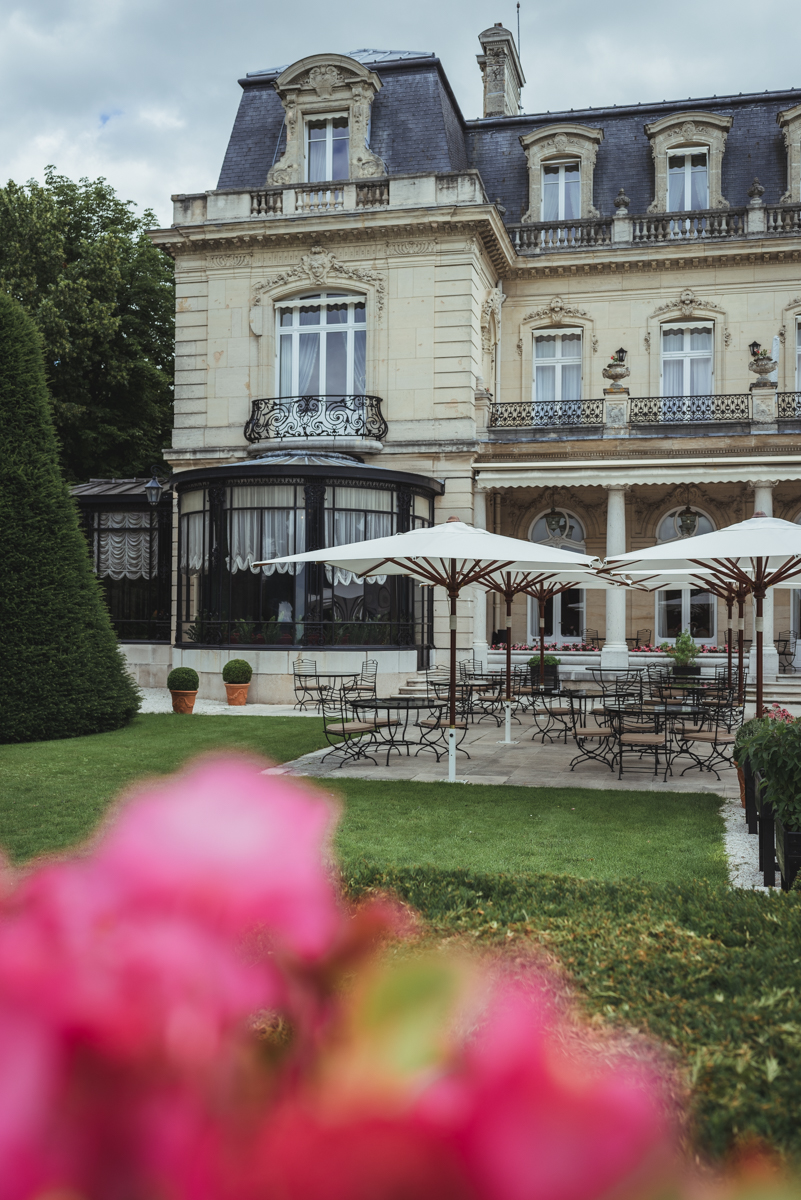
[332,779,727,884]
[0,715,727,885]
[0,714,330,861]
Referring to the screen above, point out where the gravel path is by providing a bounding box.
[720,795,770,891]
[137,688,318,717]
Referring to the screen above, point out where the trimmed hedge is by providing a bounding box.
[222,659,253,684]
[346,864,801,1161]
[0,292,140,743]
[167,668,199,692]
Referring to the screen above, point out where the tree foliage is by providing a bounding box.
[0,167,174,482]
[0,290,141,743]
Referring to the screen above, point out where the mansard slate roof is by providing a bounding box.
[217,49,801,219]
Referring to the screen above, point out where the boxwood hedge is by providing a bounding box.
[346,864,801,1161]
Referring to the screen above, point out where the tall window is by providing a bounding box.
[542,161,580,221]
[668,150,708,211]
[661,323,713,396]
[796,321,801,389]
[306,117,349,182]
[533,331,582,405]
[277,292,366,397]
[528,510,586,644]
[655,507,716,642]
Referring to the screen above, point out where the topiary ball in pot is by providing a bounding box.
[167,667,199,715]
[222,658,253,706]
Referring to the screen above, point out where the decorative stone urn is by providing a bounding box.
[602,362,630,391]
[749,356,778,386]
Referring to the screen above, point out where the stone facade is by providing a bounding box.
[144,37,801,690]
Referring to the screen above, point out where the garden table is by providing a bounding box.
[351,697,451,766]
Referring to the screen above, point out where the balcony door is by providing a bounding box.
[527,509,586,645]
[532,330,582,424]
[277,292,366,400]
[667,149,709,212]
[660,322,713,421]
[541,160,580,221]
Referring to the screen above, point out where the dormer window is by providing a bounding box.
[668,149,708,212]
[306,116,349,182]
[542,161,580,221]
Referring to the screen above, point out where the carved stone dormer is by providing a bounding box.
[267,54,385,186]
[777,104,801,203]
[644,111,732,212]
[519,123,603,223]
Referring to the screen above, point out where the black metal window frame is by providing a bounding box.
[79,500,173,643]
[175,470,436,651]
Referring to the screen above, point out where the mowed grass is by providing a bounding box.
[0,714,329,862]
[330,778,728,885]
[0,716,728,884]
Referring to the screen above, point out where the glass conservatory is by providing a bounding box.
[174,451,442,652]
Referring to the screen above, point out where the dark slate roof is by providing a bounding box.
[71,479,173,502]
[217,54,467,189]
[215,47,801,216]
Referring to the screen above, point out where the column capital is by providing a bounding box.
[604,482,630,493]
[747,478,776,491]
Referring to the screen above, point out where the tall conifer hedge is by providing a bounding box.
[0,292,141,743]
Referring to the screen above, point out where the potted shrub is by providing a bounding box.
[662,629,701,677]
[222,658,253,706]
[746,716,801,890]
[167,667,199,715]
[528,653,561,691]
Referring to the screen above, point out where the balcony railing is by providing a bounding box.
[249,180,391,218]
[488,399,604,429]
[766,204,801,235]
[244,394,388,444]
[629,394,751,424]
[510,218,612,253]
[631,207,747,244]
[778,391,801,418]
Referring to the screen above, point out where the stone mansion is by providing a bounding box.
[80,26,801,699]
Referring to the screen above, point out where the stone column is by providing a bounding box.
[472,487,490,667]
[749,481,780,678]
[600,485,629,669]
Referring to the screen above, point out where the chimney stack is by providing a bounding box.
[477,23,525,118]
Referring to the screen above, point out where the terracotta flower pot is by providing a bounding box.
[224,682,250,707]
[170,689,198,715]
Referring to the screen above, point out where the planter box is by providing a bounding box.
[743,756,758,834]
[754,771,777,887]
[529,663,560,692]
[775,814,801,891]
[672,665,702,677]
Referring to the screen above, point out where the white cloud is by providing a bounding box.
[0,0,797,225]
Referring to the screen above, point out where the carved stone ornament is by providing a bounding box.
[523,295,589,325]
[650,288,724,319]
[643,332,651,353]
[643,111,732,213]
[266,54,386,187]
[613,188,630,210]
[518,123,603,223]
[386,239,437,255]
[777,104,801,204]
[251,245,385,315]
[480,288,504,354]
[207,253,252,268]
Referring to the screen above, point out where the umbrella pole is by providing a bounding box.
[726,595,733,691]
[755,590,764,718]
[539,598,546,690]
[737,595,745,706]
[503,583,513,744]
[448,562,457,783]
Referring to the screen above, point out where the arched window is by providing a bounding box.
[654,506,716,643]
[277,291,366,398]
[527,509,586,644]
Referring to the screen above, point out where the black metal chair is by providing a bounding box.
[673,700,744,781]
[776,630,798,674]
[626,627,652,648]
[582,627,601,648]
[292,658,325,710]
[319,689,380,767]
[566,693,615,771]
[612,708,670,780]
[353,658,378,698]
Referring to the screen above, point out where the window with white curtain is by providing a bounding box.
[533,330,582,405]
[541,161,580,220]
[306,116,349,182]
[95,512,156,581]
[277,292,366,397]
[667,149,708,211]
[661,323,713,396]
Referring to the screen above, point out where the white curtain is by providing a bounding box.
[324,508,390,585]
[96,512,155,581]
[298,332,320,394]
[228,509,302,575]
[663,358,684,395]
[182,512,206,576]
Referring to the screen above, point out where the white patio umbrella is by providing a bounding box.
[477,567,635,744]
[601,515,801,716]
[255,518,597,780]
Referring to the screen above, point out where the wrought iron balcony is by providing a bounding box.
[244,394,388,444]
[629,394,751,424]
[488,399,603,429]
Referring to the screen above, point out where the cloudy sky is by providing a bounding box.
[2,0,798,227]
